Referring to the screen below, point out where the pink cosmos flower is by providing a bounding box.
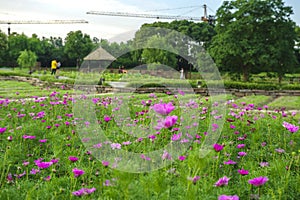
[260,162,269,167]
[102,161,109,167]
[188,175,200,184]
[215,176,230,187]
[30,168,40,174]
[162,151,172,160]
[248,176,268,186]
[104,116,111,122]
[69,156,79,162]
[224,160,237,165]
[36,161,53,169]
[72,168,85,177]
[164,115,178,128]
[39,139,47,143]
[236,144,245,149]
[238,169,249,175]
[213,143,224,152]
[282,121,299,133]
[218,195,239,200]
[178,155,186,161]
[23,135,36,140]
[171,132,182,141]
[152,102,175,115]
[44,176,51,181]
[111,143,121,150]
[238,152,247,156]
[0,127,7,134]
[72,187,96,196]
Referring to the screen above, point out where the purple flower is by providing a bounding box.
[111,143,121,150]
[23,135,36,140]
[275,148,285,153]
[237,169,249,176]
[164,115,178,128]
[72,168,85,177]
[238,152,247,156]
[44,176,51,181]
[282,121,299,133]
[224,160,237,165]
[30,168,40,174]
[218,195,239,200]
[260,162,269,167]
[215,176,230,187]
[102,161,109,167]
[0,127,7,134]
[152,102,175,115]
[39,139,47,143]
[35,161,53,169]
[171,132,182,141]
[69,156,79,162]
[188,175,200,184]
[104,116,111,122]
[72,187,96,196]
[213,143,224,152]
[162,151,172,160]
[248,176,269,186]
[236,144,245,149]
[178,155,186,161]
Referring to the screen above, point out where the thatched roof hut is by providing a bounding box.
[82,47,115,72]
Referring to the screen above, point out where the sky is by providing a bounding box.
[0,0,299,43]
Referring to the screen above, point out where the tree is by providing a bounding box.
[64,30,94,67]
[0,29,8,66]
[7,33,29,67]
[209,0,298,82]
[17,49,37,71]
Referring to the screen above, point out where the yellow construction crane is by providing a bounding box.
[87,4,215,24]
[0,20,88,35]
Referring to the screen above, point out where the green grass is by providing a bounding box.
[233,95,273,107]
[0,80,70,98]
[268,96,300,110]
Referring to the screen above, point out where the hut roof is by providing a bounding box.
[84,47,115,61]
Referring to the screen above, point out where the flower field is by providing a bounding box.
[0,87,299,199]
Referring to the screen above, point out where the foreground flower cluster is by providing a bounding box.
[0,91,299,199]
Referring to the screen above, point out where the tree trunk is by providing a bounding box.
[242,65,249,82]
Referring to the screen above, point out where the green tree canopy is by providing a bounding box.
[64,30,94,67]
[0,30,8,65]
[209,0,298,82]
[17,49,37,70]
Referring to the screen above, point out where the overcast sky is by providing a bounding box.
[0,0,299,42]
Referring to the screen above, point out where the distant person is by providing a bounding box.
[51,59,57,75]
[56,61,61,78]
[180,68,184,79]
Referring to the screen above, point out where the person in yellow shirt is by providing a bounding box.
[51,59,57,75]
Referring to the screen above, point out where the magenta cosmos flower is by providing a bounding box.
[238,169,249,175]
[69,156,79,162]
[218,195,239,200]
[35,161,53,169]
[0,127,7,134]
[215,176,230,187]
[104,116,111,122]
[213,143,224,152]
[164,115,178,128]
[152,102,175,115]
[73,168,85,177]
[248,176,268,186]
[282,121,299,133]
[72,187,96,196]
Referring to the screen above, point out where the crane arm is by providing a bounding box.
[86,11,201,21]
[0,20,88,24]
